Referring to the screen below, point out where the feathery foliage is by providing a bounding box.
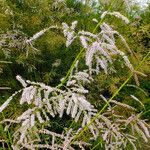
[0,0,150,149]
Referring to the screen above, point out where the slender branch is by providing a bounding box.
[0,87,11,90]
[0,61,12,64]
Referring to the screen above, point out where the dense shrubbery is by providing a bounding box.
[0,0,150,149]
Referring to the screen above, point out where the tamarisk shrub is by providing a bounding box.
[0,11,149,150]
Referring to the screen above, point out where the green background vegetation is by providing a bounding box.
[0,0,149,149]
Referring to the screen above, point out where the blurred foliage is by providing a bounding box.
[0,0,150,149]
[0,0,149,125]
